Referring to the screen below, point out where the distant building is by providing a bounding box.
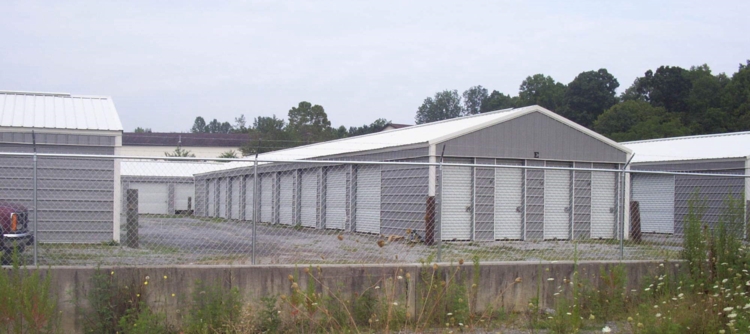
[380,123,411,132]
[119,132,249,158]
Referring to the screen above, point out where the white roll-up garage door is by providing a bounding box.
[632,174,675,234]
[355,166,381,234]
[442,166,473,241]
[219,178,228,218]
[279,173,295,225]
[260,175,273,223]
[130,183,168,214]
[174,183,194,212]
[301,171,318,228]
[325,168,347,230]
[230,177,240,219]
[244,176,255,221]
[591,171,616,238]
[544,169,570,240]
[494,167,523,240]
[207,180,216,217]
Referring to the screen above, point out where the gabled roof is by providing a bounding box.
[0,91,123,131]
[243,105,629,161]
[123,133,249,147]
[622,131,750,163]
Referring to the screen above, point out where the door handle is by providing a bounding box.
[465,205,472,213]
[609,207,615,213]
[564,207,571,213]
[516,206,523,213]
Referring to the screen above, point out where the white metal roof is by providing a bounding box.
[244,105,628,161]
[121,160,229,178]
[622,131,750,163]
[0,91,123,131]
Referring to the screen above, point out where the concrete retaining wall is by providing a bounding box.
[41,260,680,333]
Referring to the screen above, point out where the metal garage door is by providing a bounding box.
[355,166,381,234]
[591,171,616,238]
[207,180,216,217]
[544,168,571,240]
[131,183,168,214]
[325,168,347,230]
[244,176,255,221]
[230,177,240,219]
[301,171,318,228]
[279,173,295,225]
[632,174,675,234]
[219,178,228,218]
[442,166,473,241]
[174,183,194,212]
[260,174,273,223]
[495,166,523,240]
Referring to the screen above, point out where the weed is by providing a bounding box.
[184,279,242,333]
[0,252,59,333]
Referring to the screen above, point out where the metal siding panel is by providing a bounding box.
[218,178,228,218]
[441,166,472,241]
[355,165,381,234]
[325,168,347,229]
[230,177,240,219]
[207,180,216,217]
[174,183,195,211]
[441,111,627,162]
[632,174,675,234]
[244,175,255,221]
[525,160,544,240]
[260,175,273,223]
[279,173,295,225]
[591,171,616,238]
[301,170,318,228]
[474,168,494,241]
[544,168,571,240]
[380,162,428,236]
[495,166,523,239]
[674,174,744,234]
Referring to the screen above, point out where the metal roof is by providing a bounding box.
[622,131,750,163]
[121,160,229,177]
[0,91,123,131]
[214,105,628,170]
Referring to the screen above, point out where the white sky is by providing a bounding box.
[1,0,748,132]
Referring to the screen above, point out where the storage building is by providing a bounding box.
[623,132,750,235]
[0,91,123,243]
[195,105,632,241]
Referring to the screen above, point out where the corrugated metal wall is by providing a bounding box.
[0,144,115,243]
[380,158,429,237]
[474,158,495,241]
[525,160,545,240]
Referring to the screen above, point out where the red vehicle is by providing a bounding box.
[0,202,34,265]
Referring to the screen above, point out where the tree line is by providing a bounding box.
[188,102,391,155]
[416,61,750,142]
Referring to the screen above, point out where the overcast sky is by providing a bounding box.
[1,1,748,132]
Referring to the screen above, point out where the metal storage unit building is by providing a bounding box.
[194,105,631,242]
[623,132,750,235]
[0,91,123,243]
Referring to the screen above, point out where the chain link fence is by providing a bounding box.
[1,152,747,266]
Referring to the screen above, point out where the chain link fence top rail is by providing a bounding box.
[0,152,747,267]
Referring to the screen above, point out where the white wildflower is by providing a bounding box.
[602,326,612,333]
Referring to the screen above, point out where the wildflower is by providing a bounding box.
[145,276,150,280]
[659,263,664,267]
[547,278,555,281]
[110,271,114,275]
[656,313,662,318]
[397,276,403,280]
[164,275,167,279]
[566,312,572,316]
[744,303,750,309]
[459,323,464,326]
[144,281,148,285]
[515,277,522,283]
[393,302,398,306]
[602,326,612,333]
[447,312,453,316]
[375,286,380,289]
[724,307,734,312]
[589,314,596,320]
[728,313,737,319]
[171,293,175,297]
[406,273,411,279]
[723,279,729,283]
[433,263,438,270]
[645,288,651,291]
[637,323,643,328]
[627,317,634,322]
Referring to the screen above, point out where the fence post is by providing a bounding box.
[436,146,445,262]
[252,154,258,265]
[126,189,139,248]
[619,169,625,260]
[32,150,38,265]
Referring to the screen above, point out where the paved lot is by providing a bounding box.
[35,215,683,266]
